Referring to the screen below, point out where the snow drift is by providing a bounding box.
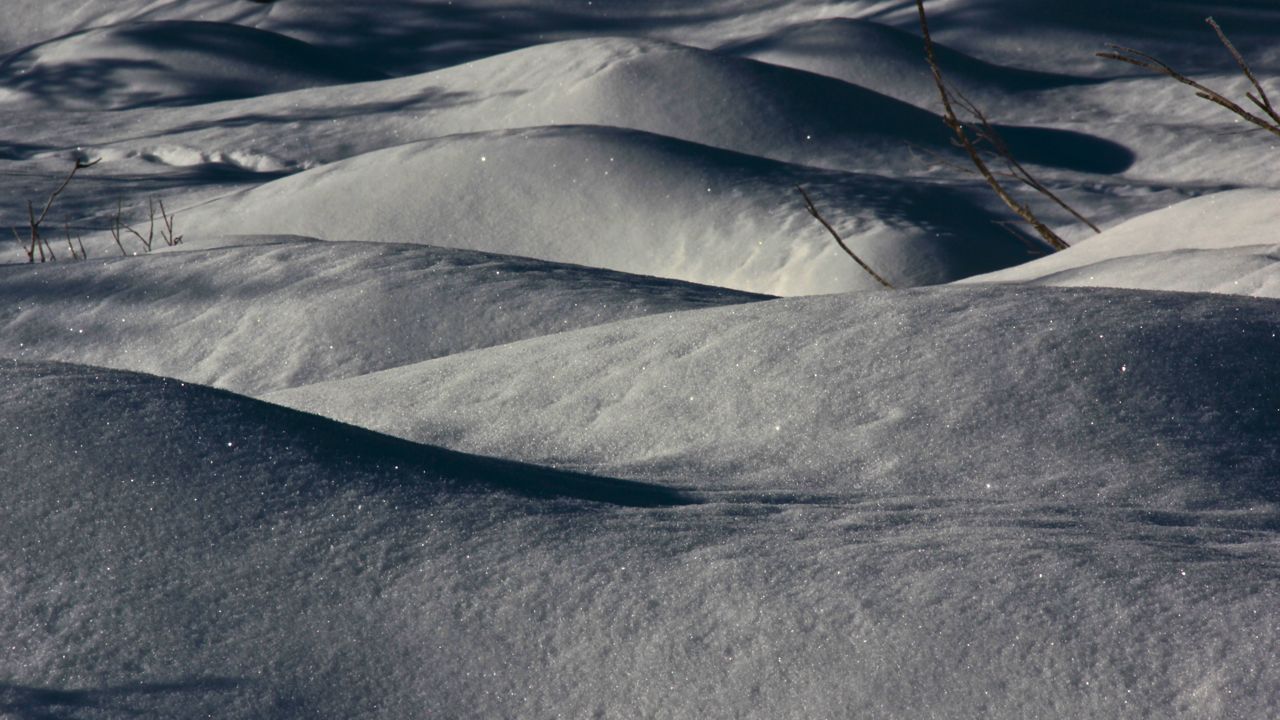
[0,21,384,110]
[179,125,1041,295]
[721,17,1089,106]
[270,283,1280,508]
[0,236,764,395]
[4,360,1278,719]
[970,189,1280,298]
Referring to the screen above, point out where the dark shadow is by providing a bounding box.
[261,0,794,75]
[253,389,700,509]
[0,141,48,161]
[105,85,479,146]
[927,0,1280,74]
[996,124,1135,174]
[719,16,1098,93]
[0,678,244,720]
[3,360,698,509]
[0,21,387,110]
[0,57,171,109]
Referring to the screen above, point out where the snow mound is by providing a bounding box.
[270,284,1280,509]
[6,359,1278,719]
[721,17,1089,106]
[969,189,1280,297]
[179,125,1042,295]
[434,37,1128,174]
[0,237,763,396]
[0,21,385,109]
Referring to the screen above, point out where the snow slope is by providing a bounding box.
[4,1,1280,717]
[5,360,1278,719]
[0,235,763,395]
[179,126,1039,294]
[269,283,1280,507]
[0,21,385,110]
[721,17,1090,107]
[969,189,1280,297]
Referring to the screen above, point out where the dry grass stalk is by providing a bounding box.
[158,199,182,246]
[17,157,98,262]
[111,197,180,254]
[915,0,1082,251]
[1098,18,1280,139]
[121,198,157,252]
[796,185,894,289]
[63,221,85,260]
[110,200,128,256]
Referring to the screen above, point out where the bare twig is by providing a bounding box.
[797,185,894,289]
[64,221,78,260]
[121,198,155,251]
[19,158,98,262]
[1208,18,1280,127]
[158,198,181,246]
[950,89,1102,234]
[111,200,128,256]
[916,0,1074,251]
[1098,17,1280,139]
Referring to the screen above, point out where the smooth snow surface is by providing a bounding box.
[969,189,1280,298]
[4,0,1280,717]
[0,236,764,394]
[180,126,1036,294]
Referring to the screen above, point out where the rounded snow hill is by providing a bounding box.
[5,360,1278,719]
[720,17,1091,106]
[60,36,1127,177]
[179,125,1043,295]
[967,189,1280,298]
[0,21,385,109]
[421,36,1128,174]
[0,236,764,396]
[269,283,1280,509]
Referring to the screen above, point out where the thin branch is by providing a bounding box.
[33,158,99,230]
[158,198,181,246]
[18,157,98,262]
[951,88,1101,234]
[796,185,894,289]
[1098,21,1280,140]
[916,0,1072,251]
[120,198,155,251]
[1206,17,1280,127]
[64,221,77,260]
[111,200,128,256]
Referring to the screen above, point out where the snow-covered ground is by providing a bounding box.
[3,1,1278,718]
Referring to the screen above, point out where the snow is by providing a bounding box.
[0,21,385,110]
[967,189,1280,298]
[177,126,1036,294]
[0,236,764,395]
[268,284,1280,507]
[3,0,1279,717]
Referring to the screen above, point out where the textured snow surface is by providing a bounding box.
[5,360,1279,719]
[0,236,763,394]
[270,284,1280,506]
[3,0,1280,717]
